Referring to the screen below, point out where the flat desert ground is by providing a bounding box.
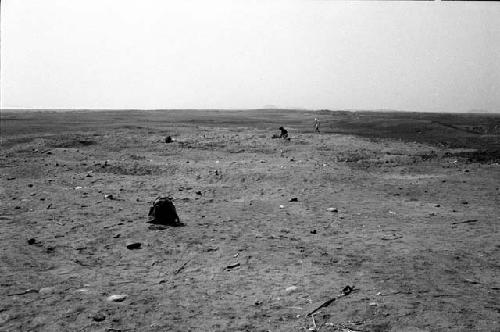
[0,109,499,332]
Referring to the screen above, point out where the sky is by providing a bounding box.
[1,0,499,112]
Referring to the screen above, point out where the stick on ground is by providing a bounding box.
[451,219,478,225]
[8,289,39,296]
[174,259,191,275]
[307,285,357,317]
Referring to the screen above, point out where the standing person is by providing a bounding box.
[314,118,320,133]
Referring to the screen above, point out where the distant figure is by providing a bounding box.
[279,126,288,139]
[314,118,320,133]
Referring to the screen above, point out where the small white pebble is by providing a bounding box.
[38,287,54,295]
[76,288,89,293]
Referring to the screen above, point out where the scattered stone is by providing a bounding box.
[28,184,33,188]
[462,201,468,205]
[195,191,202,196]
[38,287,54,295]
[104,194,114,200]
[113,234,121,238]
[165,136,173,143]
[435,204,440,207]
[381,233,403,241]
[286,286,298,293]
[7,177,16,180]
[106,294,127,302]
[27,238,37,245]
[47,203,53,209]
[464,278,479,284]
[92,312,106,322]
[289,197,298,202]
[226,262,240,270]
[14,206,21,210]
[310,230,317,234]
[75,288,90,293]
[327,208,338,213]
[279,205,285,209]
[126,242,142,250]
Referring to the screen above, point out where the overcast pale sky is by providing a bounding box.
[1,0,499,112]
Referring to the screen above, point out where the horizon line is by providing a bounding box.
[1,107,498,114]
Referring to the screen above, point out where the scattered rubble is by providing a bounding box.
[126,242,142,250]
[92,311,106,322]
[226,263,240,270]
[107,294,128,302]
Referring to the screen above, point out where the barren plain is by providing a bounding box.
[0,109,499,331]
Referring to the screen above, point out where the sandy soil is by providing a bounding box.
[0,110,499,331]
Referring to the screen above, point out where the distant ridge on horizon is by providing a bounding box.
[1,107,499,114]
